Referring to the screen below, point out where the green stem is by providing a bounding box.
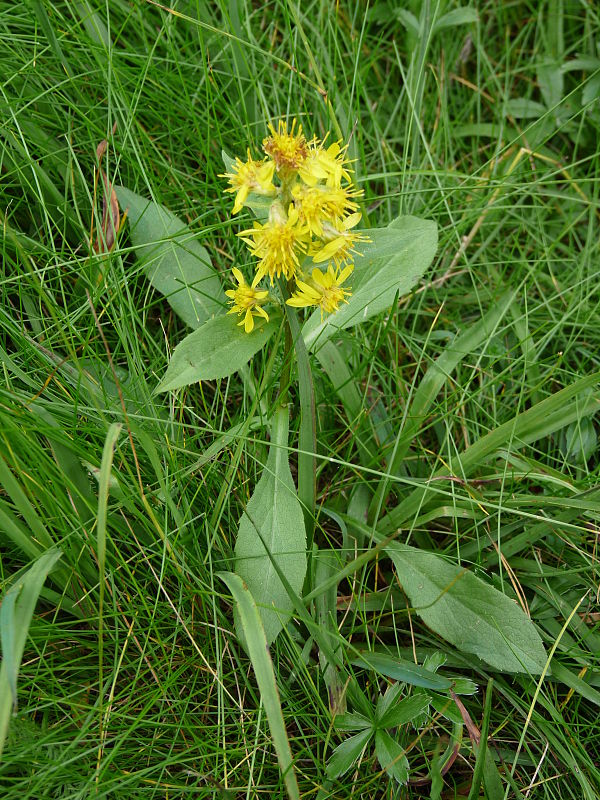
[277,280,317,550]
[278,310,294,407]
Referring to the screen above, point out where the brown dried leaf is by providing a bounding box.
[93,122,120,254]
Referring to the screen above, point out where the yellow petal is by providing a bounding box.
[231,267,245,286]
[338,265,354,284]
[310,268,327,288]
[256,306,269,321]
[343,212,362,230]
[286,296,315,308]
[294,279,321,299]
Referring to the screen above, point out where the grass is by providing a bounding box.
[1,0,600,797]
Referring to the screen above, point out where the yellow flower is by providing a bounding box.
[225,267,270,333]
[221,150,276,214]
[299,138,353,187]
[239,202,308,284]
[292,182,363,237]
[311,212,370,269]
[296,141,329,186]
[263,119,309,175]
[287,265,353,317]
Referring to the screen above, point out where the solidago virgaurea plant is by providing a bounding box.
[144,117,442,649]
[120,115,442,650]
[116,114,548,792]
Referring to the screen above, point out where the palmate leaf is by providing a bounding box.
[302,215,438,351]
[234,406,307,645]
[375,685,431,729]
[326,728,373,780]
[116,186,225,329]
[375,730,409,784]
[386,542,547,674]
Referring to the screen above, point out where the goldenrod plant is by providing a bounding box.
[111,117,549,792]
[4,4,600,796]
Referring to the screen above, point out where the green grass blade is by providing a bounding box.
[369,290,516,523]
[380,372,600,533]
[0,548,63,761]
[23,0,73,78]
[218,571,300,800]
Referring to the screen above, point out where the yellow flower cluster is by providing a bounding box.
[221,119,369,331]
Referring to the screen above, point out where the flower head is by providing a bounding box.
[239,202,308,284]
[299,138,353,187]
[263,119,309,175]
[287,265,353,318]
[221,150,276,214]
[311,212,370,269]
[225,267,270,333]
[292,182,362,237]
[223,119,369,320]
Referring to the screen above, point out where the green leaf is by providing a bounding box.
[302,216,437,351]
[374,730,409,784]
[560,416,597,464]
[157,313,279,391]
[561,57,600,73]
[352,651,453,691]
[0,549,63,760]
[537,62,564,110]
[582,73,600,107]
[386,542,547,674]
[234,406,307,645]
[217,572,300,800]
[326,728,373,779]
[334,712,373,731]
[432,7,478,33]
[376,689,431,729]
[116,186,225,329]
[504,98,548,119]
[395,8,420,36]
[551,662,600,707]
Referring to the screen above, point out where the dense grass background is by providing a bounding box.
[1,0,600,797]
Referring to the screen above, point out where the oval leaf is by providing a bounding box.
[157,314,279,391]
[302,216,437,350]
[432,7,479,33]
[386,542,547,674]
[116,186,225,329]
[234,407,307,645]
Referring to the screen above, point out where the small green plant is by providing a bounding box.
[327,684,432,783]
[115,116,547,793]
